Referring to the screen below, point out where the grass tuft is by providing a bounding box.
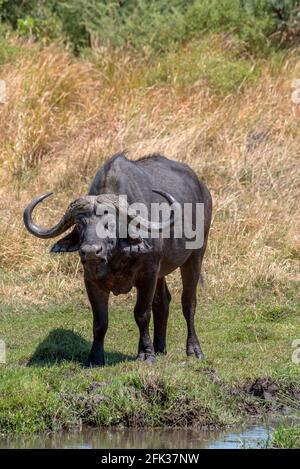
[272,425,300,448]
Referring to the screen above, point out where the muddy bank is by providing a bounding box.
[203,368,300,417]
[0,362,300,436]
[50,372,300,433]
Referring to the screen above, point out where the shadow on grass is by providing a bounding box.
[27,328,133,367]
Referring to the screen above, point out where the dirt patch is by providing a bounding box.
[245,377,280,401]
[245,378,300,414]
[201,367,300,416]
[140,377,169,406]
[161,397,218,428]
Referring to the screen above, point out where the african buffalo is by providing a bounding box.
[24,153,212,366]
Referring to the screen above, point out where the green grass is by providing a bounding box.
[0,271,299,435]
[0,35,23,67]
[142,37,260,94]
[272,425,300,448]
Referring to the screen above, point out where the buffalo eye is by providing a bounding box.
[75,219,85,237]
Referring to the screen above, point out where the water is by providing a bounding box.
[0,422,279,449]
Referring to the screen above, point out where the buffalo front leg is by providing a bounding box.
[180,253,205,360]
[152,277,171,354]
[84,276,109,367]
[134,276,157,364]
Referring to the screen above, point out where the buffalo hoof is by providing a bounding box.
[85,360,104,368]
[187,345,205,360]
[85,354,105,368]
[154,344,167,355]
[146,355,156,364]
[136,353,156,364]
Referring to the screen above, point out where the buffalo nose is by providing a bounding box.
[80,245,105,261]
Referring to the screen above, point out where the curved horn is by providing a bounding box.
[127,190,179,233]
[23,192,75,239]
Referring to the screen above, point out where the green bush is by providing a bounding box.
[0,0,299,54]
[143,37,259,93]
[0,24,24,67]
[0,0,64,43]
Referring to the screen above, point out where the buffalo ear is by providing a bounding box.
[119,236,152,255]
[50,227,80,253]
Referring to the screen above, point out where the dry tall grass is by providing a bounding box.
[0,40,299,307]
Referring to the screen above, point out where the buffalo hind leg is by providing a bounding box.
[180,252,205,360]
[152,277,171,354]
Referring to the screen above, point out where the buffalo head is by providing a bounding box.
[23,191,177,276]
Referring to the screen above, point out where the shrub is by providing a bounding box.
[0,0,299,54]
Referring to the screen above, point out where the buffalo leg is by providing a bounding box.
[152,277,171,354]
[134,276,157,363]
[85,276,109,367]
[180,252,205,359]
